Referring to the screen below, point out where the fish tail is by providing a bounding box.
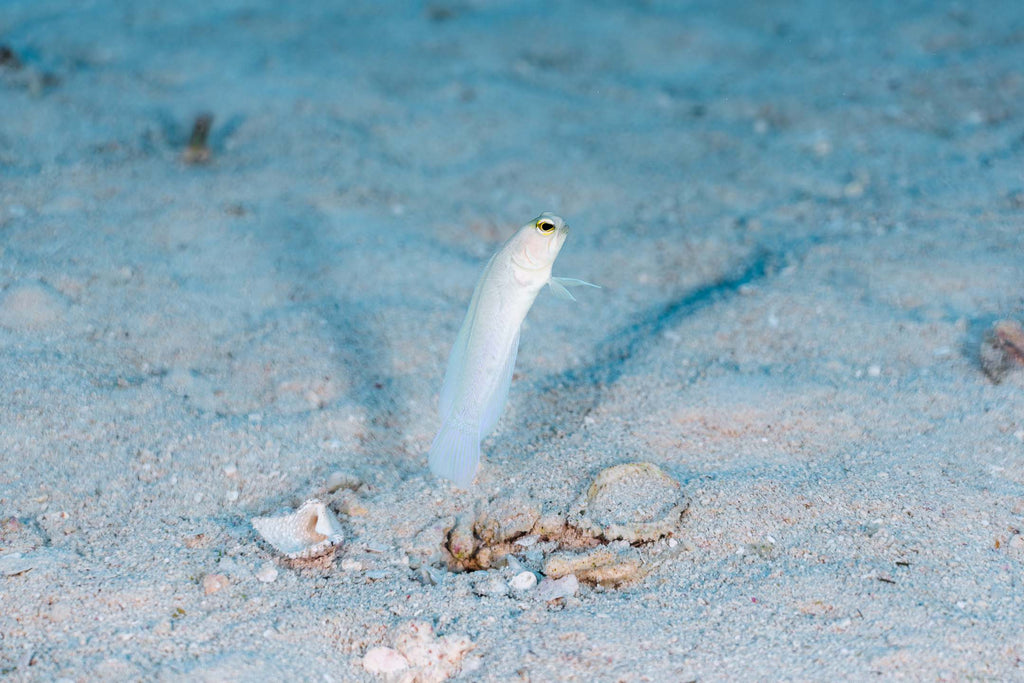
[428,413,481,488]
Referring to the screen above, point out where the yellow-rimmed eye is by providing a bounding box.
[536,219,556,233]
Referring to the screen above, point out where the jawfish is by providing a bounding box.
[428,212,597,487]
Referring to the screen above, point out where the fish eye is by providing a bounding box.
[536,219,556,233]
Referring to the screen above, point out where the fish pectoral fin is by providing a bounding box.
[428,413,481,488]
[552,277,601,289]
[548,278,577,302]
[549,277,600,302]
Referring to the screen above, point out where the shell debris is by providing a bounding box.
[251,498,344,560]
[362,620,474,682]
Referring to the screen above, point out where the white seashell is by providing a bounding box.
[251,499,344,559]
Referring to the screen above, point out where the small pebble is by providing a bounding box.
[226,490,239,502]
[341,558,363,572]
[510,571,537,592]
[326,470,362,493]
[362,647,409,676]
[255,564,278,583]
[202,574,229,595]
[536,574,578,601]
[473,575,509,597]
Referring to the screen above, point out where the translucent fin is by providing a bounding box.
[479,330,519,437]
[551,277,601,290]
[428,411,481,488]
[548,279,576,302]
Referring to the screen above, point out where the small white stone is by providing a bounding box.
[510,571,537,592]
[341,558,363,572]
[226,490,240,502]
[255,564,278,583]
[668,538,678,548]
[867,365,881,377]
[362,647,409,675]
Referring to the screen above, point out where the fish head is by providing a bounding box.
[511,212,569,272]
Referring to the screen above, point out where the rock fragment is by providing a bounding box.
[544,544,646,586]
[981,319,1024,383]
[474,499,540,545]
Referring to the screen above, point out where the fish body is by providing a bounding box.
[428,212,597,487]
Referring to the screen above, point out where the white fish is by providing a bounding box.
[429,212,598,487]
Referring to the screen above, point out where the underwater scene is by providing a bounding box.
[1,0,1023,679]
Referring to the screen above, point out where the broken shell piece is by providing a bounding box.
[569,462,688,543]
[252,499,344,559]
[544,544,646,586]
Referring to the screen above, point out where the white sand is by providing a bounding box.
[2,0,1023,680]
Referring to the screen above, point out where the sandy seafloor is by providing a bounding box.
[1,0,1023,680]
